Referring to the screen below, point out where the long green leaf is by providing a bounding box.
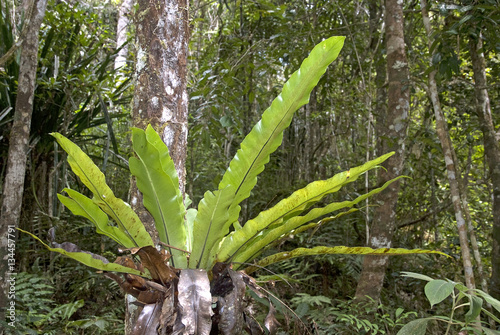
[18,229,148,277]
[189,187,235,269]
[214,156,396,266]
[57,188,135,247]
[226,177,402,265]
[244,247,449,274]
[129,126,187,267]
[52,132,153,247]
[217,36,345,227]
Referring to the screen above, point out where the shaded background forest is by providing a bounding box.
[0,0,499,333]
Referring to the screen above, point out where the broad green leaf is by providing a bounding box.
[465,295,483,324]
[475,290,500,314]
[396,318,430,335]
[189,187,235,269]
[18,229,148,277]
[57,188,135,247]
[244,246,449,274]
[217,36,345,229]
[400,271,434,282]
[218,174,401,266]
[52,132,153,247]
[425,279,455,308]
[130,126,187,267]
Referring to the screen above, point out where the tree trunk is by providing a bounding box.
[130,0,190,243]
[115,0,134,71]
[355,0,410,300]
[0,0,48,328]
[469,32,500,300]
[419,0,476,291]
[126,0,189,333]
[421,0,480,290]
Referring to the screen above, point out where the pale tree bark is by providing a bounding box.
[130,0,189,243]
[364,0,384,245]
[355,0,410,300]
[420,0,476,291]
[0,0,48,328]
[114,0,133,71]
[469,31,500,301]
[126,0,189,333]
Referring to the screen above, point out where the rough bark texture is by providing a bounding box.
[469,34,500,300]
[115,0,134,70]
[355,0,409,300]
[0,0,48,328]
[130,0,190,245]
[420,0,476,290]
[127,1,189,334]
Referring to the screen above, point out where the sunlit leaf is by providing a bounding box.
[51,132,153,247]
[244,246,448,274]
[219,173,402,267]
[214,36,345,242]
[57,188,135,247]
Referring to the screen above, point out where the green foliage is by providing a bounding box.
[19,229,147,277]
[1,0,131,154]
[291,294,417,334]
[7,268,125,334]
[245,245,447,275]
[52,132,153,248]
[398,272,500,335]
[3,272,83,335]
[21,37,441,279]
[193,36,346,269]
[129,126,188,267]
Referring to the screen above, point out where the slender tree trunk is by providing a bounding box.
[469,32,500,300]
[115,0,134,71]
[0,0,47,328]
[355,0,410,300]
[126,0,189,333]
[420,0,476,291]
